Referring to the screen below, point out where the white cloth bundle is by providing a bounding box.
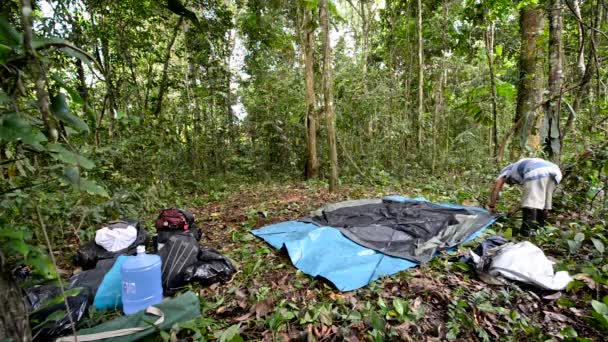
[95,223,137,252]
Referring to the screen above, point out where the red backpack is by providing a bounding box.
[155,208,191,231]
[154,208,202,246]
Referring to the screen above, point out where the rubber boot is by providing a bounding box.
[537,210,547,228]
[521,208,537,237]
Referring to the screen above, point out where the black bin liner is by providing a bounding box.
[27,286,91,341]
[73,219,147,270]
[159,235,236,295]
[183,247,237,286]
[67,257,117,298]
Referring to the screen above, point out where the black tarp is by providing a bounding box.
[306,201,494,263]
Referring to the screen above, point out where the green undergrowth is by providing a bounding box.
[4,172,607,341]
[87,178,603,341]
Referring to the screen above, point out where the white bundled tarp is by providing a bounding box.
[471,241,572,291]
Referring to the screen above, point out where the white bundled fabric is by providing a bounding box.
[472,241,572,291]
[95,224,137,252]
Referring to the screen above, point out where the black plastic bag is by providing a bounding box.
[73,219,147,269]
[158,234,200,295]
[28,286,91,341]
[67,257,117,298]
[183,247,236,286]
[24,284,63,312]
[158,235,236,295]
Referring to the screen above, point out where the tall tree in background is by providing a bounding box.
[320,0,339,192]
[415,0,423,147]
[513,4,545,154]
[544,0,563,162]
[484,21,499,160]
[301,3,319,179]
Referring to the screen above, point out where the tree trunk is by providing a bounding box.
[415,0,423,147]
[302,5,319,179]
[153,17,184,117]
[543,0,563,162]
[572,0,585,78]
[484,22,499,160]
[569,0,601,139]
[512,6,545,155]
[20,0,55,141]
[0,260,31,342]
[320,0,339,192]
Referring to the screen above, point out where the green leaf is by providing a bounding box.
[50,93,89,133]
[0,16,22,49]
[63,166,109,197]
[377,297,387,309]
[0,228,26,240]
[11,239,30,258]
[592,300,608,316]
[370,312,385,332]
[217,324,243,342]
[591,238,605,254]
[393,298,405,316]
[48,144,95,169]
[51,74,84,105]
[27,251,56,280]
[559,327,577,338]
[76,178,109,197]
[556,297,577,308]
[303,0,319,10]
[567,240,581,253]
[59,46,94,68]
[0,114,47,150]
[0,43,11,64]
[574,232,585,243]
[495,44,503,57]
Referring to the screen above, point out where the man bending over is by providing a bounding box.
[488,158,562,236]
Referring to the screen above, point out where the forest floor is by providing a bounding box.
[166,181,607,341]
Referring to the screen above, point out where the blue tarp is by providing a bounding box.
[251,197,496,291]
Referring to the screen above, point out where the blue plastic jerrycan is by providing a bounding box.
[121,245,163,315]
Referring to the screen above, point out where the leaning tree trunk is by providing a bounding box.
[512,5,545,156]
[302,4,319,179]
[320,0,339,192]
[543,0,563,162]
[20,0,54,140]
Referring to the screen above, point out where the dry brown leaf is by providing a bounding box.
[483,317,500,338]
[574,273,597,290]
[543,310,571,323]
[234,311,254,322]
[569,307,585,317]
[543,292,562,300]
[235,288,247,298]
[329,292,344,301]
[411,296,423,311]
[395,321,413,339]
[254,299,273,319]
